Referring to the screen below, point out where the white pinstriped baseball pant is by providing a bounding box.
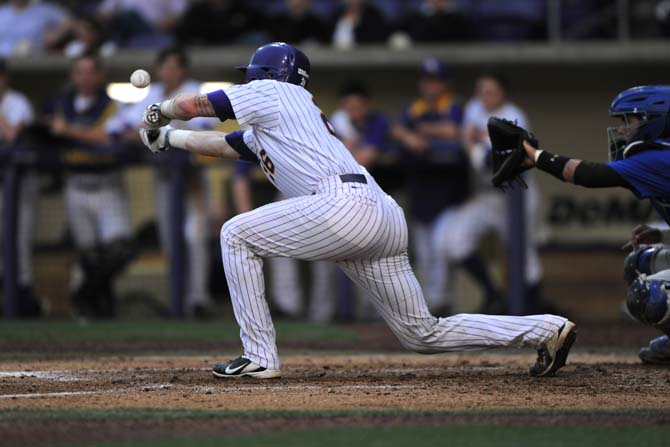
[220,175,567,370]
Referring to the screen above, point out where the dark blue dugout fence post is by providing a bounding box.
[336,272,354,321]
[507,186,526,315]
[167,151,187,319]
[2,156,20,319]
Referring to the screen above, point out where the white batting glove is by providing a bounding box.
[143,103,171,129]
[139,125,172,154]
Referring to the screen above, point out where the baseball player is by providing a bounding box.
[106,46,217,317]
[518,85,670,364]
[48,53,132,318]
[0,58,42,316]
[433,74,542,313]
[140,42,576,378]
[391,59,471,315]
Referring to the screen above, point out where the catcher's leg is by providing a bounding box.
[626,269,670,364]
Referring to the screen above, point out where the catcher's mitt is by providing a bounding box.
[488,116,538,190]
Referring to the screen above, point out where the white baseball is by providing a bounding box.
[130,69,151,88]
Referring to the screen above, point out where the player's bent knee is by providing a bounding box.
[394,324,443,354]
[219,219,243,247]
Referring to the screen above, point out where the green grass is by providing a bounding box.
[1,407,667,422]
[4,408,669,447]
[0,320,357,344]
[87,425,670,447]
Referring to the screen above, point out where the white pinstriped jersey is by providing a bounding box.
[210,78,568,372]
[224,80,367,198]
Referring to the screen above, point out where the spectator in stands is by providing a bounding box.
[47,53,134,318]
[270,0,329,45]
[391,59,470,315]
[97,0,187,47]
[331,0,389,48]
[560,0,617,39]
[0,59,42,317]
[0,0,69,55]
[106,47,218,318]
[464,0,546,41]
[176,0,264,46]
[400,0,473,42]
[56,15,116,58]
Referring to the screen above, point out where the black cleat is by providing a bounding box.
[212,356,281,379]
[530,321,577,377]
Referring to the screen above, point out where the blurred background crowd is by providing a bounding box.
[0,0,665,323]
[0,0,669,58]
[2,45,540,321]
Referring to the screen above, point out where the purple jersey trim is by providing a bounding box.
[225,130,257,162]
[207,90,236,122]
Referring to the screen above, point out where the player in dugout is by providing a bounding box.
[46,53,134,318]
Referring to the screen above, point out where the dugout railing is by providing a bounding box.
[1,142,191,319]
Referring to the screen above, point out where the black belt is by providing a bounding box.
[339,174,367,184]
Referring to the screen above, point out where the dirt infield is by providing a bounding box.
[2,352,669,411]
[3,321,670,446]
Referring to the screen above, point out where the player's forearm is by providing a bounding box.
[528,145,629,188]
[160,93,217,120]
[169,129,240,159]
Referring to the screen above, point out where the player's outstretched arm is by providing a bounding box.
[523,140,629,188]
[143,93,217,129]
[162,93,217,120]
[168,129,240,158]
[140,127,249,160]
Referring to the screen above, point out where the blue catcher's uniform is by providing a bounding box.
[610,141,670,361]
[609,140,670,225]
[535,85,670,363]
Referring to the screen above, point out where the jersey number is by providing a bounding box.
[312,97,337,137]
[259,149,275,178]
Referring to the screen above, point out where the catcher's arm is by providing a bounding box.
[523,141,629,188]
[622,224,670,250]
